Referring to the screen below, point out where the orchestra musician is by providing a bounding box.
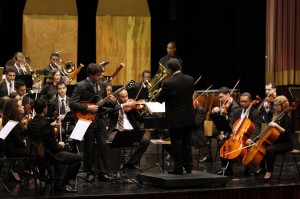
[69,63,113,182]
[3,98,28,182]
[211,86,241,176]
[159,42,183,71]
[6,52,28,75]
[48,81,75,142]
[128,70,151,101]
[43,52,68,82]
[0,66,16,98]
[14,79,34,117]
[260,82,277,124]
[246,95,293,180]
[40,68,62,102]
[27,98,81,192]
[156,58,194,175]
[106,89,150,170]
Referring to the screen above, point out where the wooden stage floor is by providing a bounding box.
[1,138,300,199]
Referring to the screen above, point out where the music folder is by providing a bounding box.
[210,114,232,133]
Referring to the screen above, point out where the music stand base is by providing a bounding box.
[104,169,142,188]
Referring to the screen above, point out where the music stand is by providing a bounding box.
[106,130,144,187]
[289,87,300,103]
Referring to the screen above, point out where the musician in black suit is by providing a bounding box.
[15,79,34,117]
[48,81,75,142]
[107,89,150,170]
[156,59,195,175]
[43,52,68,82]
[69,63,112,182]
[27,98,81,192]
[159,42,183,71]
[0,66,16,98]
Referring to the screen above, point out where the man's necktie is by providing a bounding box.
[61,99,66,114]
[9,83,12,95]
[118,110,124,131]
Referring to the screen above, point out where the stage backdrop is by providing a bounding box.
[96,0,151,85]
[22,0,78,85]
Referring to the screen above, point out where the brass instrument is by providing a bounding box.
[148,62,170,101]
[63,61,76,75]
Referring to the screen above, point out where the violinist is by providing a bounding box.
[15,79,34,117]
[106,89,150,170]
[259,82,277,123]
[48,81,75,142]
[211,87,241,176]
[248,95,292,180]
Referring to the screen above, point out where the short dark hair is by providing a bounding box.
[86,63,103,76]
[5,66,17,74]
[142,70,151,78]
[167,59,181,72]
[218,87,230,94]
[50,52,60,59]
[33,98,47,114]
[240,92,252,100]
[56,80,67,89]
[15,80,26,90]
[266,82,276,89]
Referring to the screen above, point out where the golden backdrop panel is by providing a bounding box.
[96,0,151,86]
[22,0,78,84]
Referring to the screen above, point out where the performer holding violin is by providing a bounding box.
[106,89,150,170]
[211,86,241,176]
[244,95,293,180]
[258,82,277,123]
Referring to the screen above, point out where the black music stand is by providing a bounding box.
[106,130,144,187]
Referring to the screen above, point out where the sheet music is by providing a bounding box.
[70,119,92,141]
[0,120,19,140]
[145,102,165,113]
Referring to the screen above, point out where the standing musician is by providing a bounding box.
[156,58,194,175]
[245,95,293,180]
[211,86,241,176]
[0,66,16,98]
[69,63,113,182]
[107,89,150,170]
[159,42,183,71]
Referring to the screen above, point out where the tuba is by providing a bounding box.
[148,63,170,101]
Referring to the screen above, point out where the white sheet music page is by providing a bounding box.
[0,120,19,140]
[70,119,92,141]
[145,102,165,113]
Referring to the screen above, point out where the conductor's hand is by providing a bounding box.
[87,105,98,113]
[59,141,65,149]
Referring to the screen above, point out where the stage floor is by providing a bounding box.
[1,138,300,199]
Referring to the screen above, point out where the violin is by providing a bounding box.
[127,99,146,111]
[257,93,275,111]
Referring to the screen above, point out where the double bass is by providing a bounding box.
[242,102,296,170]
[219,101,257,160]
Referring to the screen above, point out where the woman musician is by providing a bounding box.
[245,95,292,180]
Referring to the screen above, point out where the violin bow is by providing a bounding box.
[194,75,202,86]
[221,79,240,108]
[199,84,213,96]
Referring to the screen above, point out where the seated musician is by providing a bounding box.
[259,82,277,124]
[43,52,68,82]
[245,95,293,180]
[14,79,34,118]
[27,98,81,192]
[0,66,16,98]
[211,86,241,176]
[128,70,151,101]
[40,68,62,102]
[107,89,150,170]
[235,92,262,177]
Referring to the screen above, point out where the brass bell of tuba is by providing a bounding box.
[147,62,170,101]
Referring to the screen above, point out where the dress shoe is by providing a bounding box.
[264,172,272,180]
[87,174,95,182]
[60,185,77,192]
[253,168,266,176]
[98,173,112,182]
[168,169,183,175]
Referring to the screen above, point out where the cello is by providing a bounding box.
[219,100,258,160]
[242,102,296,170]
